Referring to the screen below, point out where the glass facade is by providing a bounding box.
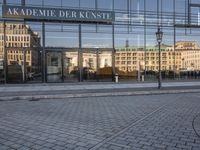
[1,0,200,83]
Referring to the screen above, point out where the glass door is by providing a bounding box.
[82,49,97,81]
[63,50,78,82]
[46,51,62,82]
[7,49,24,83]
[97,49,113,81]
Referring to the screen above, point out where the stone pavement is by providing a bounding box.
[0,81,200,100]
[0,93,200,149]
[1,81,200,93]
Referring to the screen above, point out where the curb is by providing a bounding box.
[0,89,200,101]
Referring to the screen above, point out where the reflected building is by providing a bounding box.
[1,0,200,83]
[0,23,41,83]
[115,41,200,78]
[175,41,200,72]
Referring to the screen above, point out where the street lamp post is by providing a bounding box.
[156,27,163,89]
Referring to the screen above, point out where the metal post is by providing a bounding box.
[23,49,26,83]
[3,21,7,83]
[78,24,82,82]
[112,24,115,82]
[96,49,99,81]
[158,41,161,89]
[42,22,46,83]
[61,51,64,82]
[144,0,146,80]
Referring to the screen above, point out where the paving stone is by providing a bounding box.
[0,94,199,150]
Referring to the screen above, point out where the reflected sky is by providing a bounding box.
[1,0,200,48]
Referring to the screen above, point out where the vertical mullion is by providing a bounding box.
[3,21,7,83]
[42,22,46,82]
[112,0,115,82]
[23,50,26,83]
[173,0,176,79]
[127,0,130,33]
[144,0,146,79]
[61,51,64,82]
[78,24,82,82]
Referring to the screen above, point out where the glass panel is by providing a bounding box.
[7,0,21,5]
[131,0,145,12]
[114,0,127,11]
[82,24,112,48]
[26,0,43,6]
[175,0,186,25]
[175,28,200,80]
[97,0,113,10]
[161,27,175,80]
[62,0,79,8]
[45,23,79,48]
[80,0,95,9]
[7,49,23,83]
[0,58,3,83]
[44,0,61,7]
[25,22,42,83]
[82,49,97,81]
[115,26,144,81]
[26,49,42,83]
[0,22,4,83]
[145,27,158,81]
[3,22,42,83]
[47,52,62,82]
[162,0,174,13]
[98,50,112,81]
[63,50,78,82]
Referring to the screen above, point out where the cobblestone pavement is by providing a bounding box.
[0,94,199,150]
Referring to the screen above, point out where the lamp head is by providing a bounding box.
[156,27,163,43]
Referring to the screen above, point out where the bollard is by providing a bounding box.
[115,73,119,83]
[141,75,144,82]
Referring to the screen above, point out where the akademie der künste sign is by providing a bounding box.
[2,5,115,23]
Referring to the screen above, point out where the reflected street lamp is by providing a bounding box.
[156,27,163,89]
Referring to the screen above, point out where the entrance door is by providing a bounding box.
[82,49,113,81]
[97,50,113,81]
[47,51,62,82]
[63,50,78,82]
[46,50,78,82]
[82,49,97,81]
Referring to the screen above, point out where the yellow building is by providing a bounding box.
[175,41,200,71]
[115,41,200,75]
[0,23,40,66]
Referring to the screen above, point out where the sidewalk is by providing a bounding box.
[0,81,200,101]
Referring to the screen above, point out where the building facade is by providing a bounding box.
[0,0,200,83]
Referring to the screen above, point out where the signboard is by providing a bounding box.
[2,5,115,23]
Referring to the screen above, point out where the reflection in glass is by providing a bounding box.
[82,50,97,81]
[98,50,112,81]
[7,50,23,83]
[0,58,3,83]
[26,49,42,83]
[63,51,78,82]
[47,52,62,82]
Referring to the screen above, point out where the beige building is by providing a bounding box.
[115,41,200,74]
[175,41,200,71]
[0,23,41,69]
